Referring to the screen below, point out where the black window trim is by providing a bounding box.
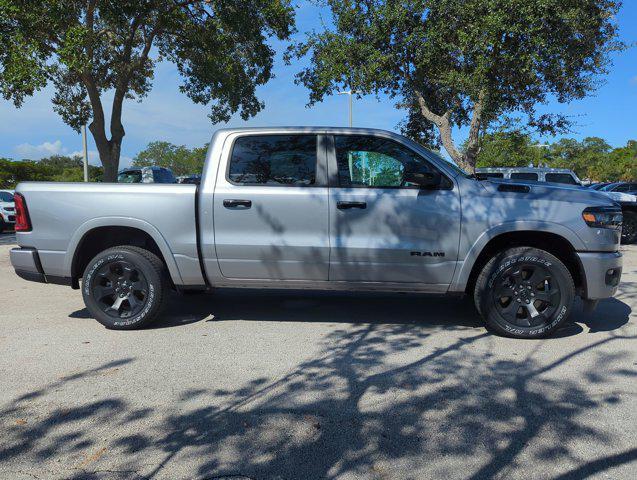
[326,133,453,190]
[225,133,327,188]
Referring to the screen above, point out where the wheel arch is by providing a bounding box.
[453,225,585,297]
[67,218,183,288]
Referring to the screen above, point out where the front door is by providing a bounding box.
[328,134,461,285]
[213,133,330,280]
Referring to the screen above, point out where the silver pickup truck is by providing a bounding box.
[10,127,623,338]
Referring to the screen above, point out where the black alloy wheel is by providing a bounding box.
[92,260,149,319]
[492,263,560,328]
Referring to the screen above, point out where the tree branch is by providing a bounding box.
[414,89,467,167]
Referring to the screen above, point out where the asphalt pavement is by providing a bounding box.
[0,235,635,480]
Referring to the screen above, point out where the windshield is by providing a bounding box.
[600,183,620,191]
[0,191,13,202]
[117,171,143,183]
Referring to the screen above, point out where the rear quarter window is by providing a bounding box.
[545,173,578,185]
[510,172,538,181]
[476,172,504,180]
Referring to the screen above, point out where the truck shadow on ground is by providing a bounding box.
[1,321,636,479]
[68,287,633,337]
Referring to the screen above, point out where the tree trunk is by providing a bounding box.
[413,89,484,174]
[82,73,126,182]
[89,121,122,182]
[99,147,121,182]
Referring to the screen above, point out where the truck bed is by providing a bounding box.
[15,182,204,285]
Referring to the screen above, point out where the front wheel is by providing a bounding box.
[474,247,575,338]
[82,246,169,329]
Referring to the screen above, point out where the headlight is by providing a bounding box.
[582,206,622,230]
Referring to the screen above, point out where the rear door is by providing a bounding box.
[327,134,461,285]
[213,133,330,280]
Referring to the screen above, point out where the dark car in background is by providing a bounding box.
[176,174,202,185]
[117,166,176,184]
[599,182,637,194]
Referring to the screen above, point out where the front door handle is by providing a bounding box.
[337,201,367,210]
[223,199,252,208]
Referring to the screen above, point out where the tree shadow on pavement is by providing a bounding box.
[1,317,635,479]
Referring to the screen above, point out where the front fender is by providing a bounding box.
[450,221,584,292]
[64,216,184,285]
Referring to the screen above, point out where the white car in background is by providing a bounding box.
[0,189,16,234]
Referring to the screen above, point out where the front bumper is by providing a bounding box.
[10,247,72,286]
[577,251,622,300]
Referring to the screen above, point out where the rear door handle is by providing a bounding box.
[223,199,252,208]
[337,201,367,210]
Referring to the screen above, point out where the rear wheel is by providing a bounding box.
[82,246,169,329]
[474,247,574,338]
[621,211,637,244]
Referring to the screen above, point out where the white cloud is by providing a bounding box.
[69,149,100,165]
[13,140,131,168]
[14,140,65,159]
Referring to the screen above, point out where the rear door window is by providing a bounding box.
[229,135,317,186]
[510,172,538,181]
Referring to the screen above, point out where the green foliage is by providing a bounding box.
[475,133,636,181]
[290,0,624,171]
[0,155,102,188]
[0,0,296,179]
[475,130,545,168]
[132,141,208,176]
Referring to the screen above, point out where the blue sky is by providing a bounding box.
[1,2,635,167]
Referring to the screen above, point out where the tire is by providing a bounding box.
[82,246,170,329]
[0,218,4,234]
[621,211,637,244]
[474,247,575,338]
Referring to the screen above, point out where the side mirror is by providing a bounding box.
[404,170,442,189]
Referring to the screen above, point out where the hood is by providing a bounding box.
[480,178,617,207]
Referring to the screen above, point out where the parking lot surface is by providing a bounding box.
[0,235,635,480]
